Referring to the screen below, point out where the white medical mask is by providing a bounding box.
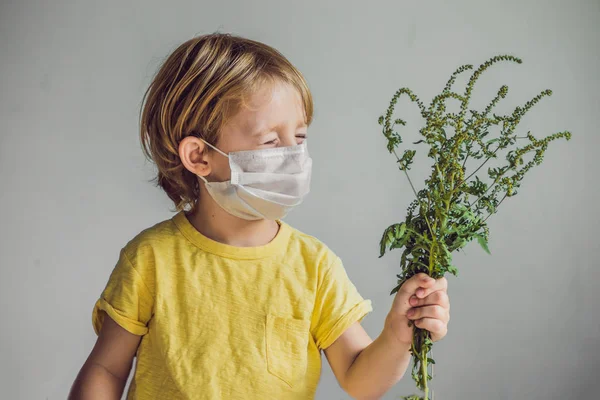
[197,139,312,220]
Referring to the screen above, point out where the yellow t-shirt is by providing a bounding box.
[92,211,373,399]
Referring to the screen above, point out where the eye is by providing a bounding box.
[296,134,307,143]
[263,138,278,145]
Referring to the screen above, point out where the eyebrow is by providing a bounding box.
[251,120,308,136]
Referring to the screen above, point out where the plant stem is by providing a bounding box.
[461,153,469,170]
[406,170,436,242]
[392,149,436,240]
[461,141,504,185]
[422,343,429,400]
[468,140,544,208]
[483,193,507,222]
[469,174,503,208]
[463,154,492,184]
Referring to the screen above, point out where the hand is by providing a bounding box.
[384,273,450,346]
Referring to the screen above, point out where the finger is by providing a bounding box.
[414,318,447,337]
[398,273,436,296]
[392,273,437,315]
[406,305,448,322]
[409,290,450,309]
[414,276,448,299]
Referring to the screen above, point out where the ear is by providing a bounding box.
[179,136,211,178]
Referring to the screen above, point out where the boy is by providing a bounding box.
[69,32,450,400]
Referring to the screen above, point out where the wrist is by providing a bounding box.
[382,316,412,353]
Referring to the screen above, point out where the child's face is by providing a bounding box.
[209,80,308,182]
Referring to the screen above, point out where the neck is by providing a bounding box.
[186,187,280,247]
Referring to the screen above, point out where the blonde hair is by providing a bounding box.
[139,32,314,212]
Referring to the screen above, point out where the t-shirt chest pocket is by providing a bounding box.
[265,313,311,388]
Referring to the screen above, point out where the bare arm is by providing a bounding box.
[324,321,411,400]
[324,274,450,400]
[68,312,142,400]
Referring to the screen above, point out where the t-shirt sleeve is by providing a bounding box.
[311,255,373,350]
[92,247,154,336]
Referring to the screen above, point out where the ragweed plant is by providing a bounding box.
[377,55,572,400]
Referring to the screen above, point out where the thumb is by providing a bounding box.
[391,273,436,315]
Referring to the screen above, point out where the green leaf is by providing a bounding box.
[440,243,452,258]
[396,223,407,239]
[454,238,467,249]
[391,236,408,249]
[379,226,393,258]
[447,265,459,276]
[379,236,387,258]
[398,149,417,170]
[427,357,436,364]
[475,234,491,254]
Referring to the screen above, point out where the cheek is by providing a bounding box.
[210,155,232,181]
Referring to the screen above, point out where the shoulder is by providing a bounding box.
[283,222,340,273]
[119,213,183,269]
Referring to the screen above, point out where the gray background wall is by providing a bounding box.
[1,0,598,399]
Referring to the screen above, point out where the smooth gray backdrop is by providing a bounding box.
[1,0,598,399]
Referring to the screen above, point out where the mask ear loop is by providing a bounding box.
[200,139,229,157]
[196,139,229,184]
